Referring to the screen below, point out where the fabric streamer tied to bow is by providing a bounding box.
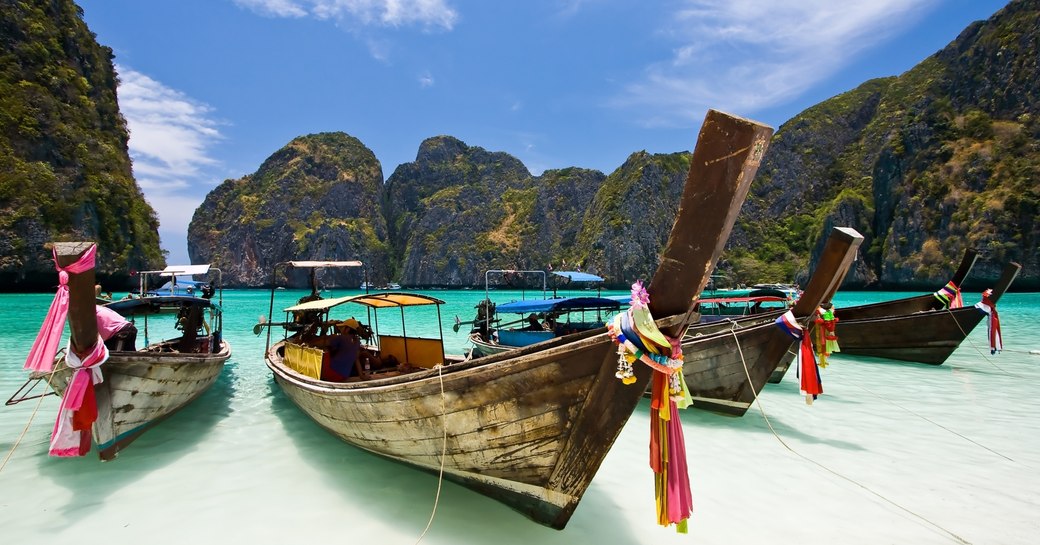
[934,280,964,309]
[775,310,823,404]
[606,281,693,532]
[813,306,839,368]
[24,244,98,373]
[49,338,108,456]
[974,288,1003,355]
[22,244,108,457]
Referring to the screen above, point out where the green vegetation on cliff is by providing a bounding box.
[0,0,164,289]
[730,0,1039,289]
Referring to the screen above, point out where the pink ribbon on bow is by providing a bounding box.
[49,337,108,457]
[24,245,97,373]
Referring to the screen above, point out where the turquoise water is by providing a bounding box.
[1,288,1038,544]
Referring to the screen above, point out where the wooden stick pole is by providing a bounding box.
[53,242,98,356]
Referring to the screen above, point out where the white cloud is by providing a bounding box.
[615,0,939,126]
[117,66,224,263]
[418,70,434,87]
[235,0,458,29]
[232,0,308,17]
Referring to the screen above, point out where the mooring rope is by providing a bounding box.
[848,382,1013,462]
[728,327,973,545]
[414,363,449,545]
[0,371,57,474]
[942,308,1017,377]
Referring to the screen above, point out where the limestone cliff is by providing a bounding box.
[187,133,389,288]
[731,0,1039,290]
[0,0,164,290]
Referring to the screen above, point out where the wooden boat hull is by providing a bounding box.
[264,109,775,529]
[268,327,653,529]
[769,260,1021,380]
[681,321,794,415]
[828,308,985,364]
[467,332,512,358]
[679,226,863,415]
[48,340,232,459]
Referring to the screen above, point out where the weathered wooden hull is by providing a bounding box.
[679,226,863,415]
[264,109,775,529]
[268,326,657,529]
[829,309,986,364]
[48,340,232,460]
[468,333,512,358]
[681,321,794,415]
[769,260,1021,380]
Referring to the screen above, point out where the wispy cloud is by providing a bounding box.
[117,66,224,260]
[615,0,939,126]
[234,0,458,29]
[418,70,435,87]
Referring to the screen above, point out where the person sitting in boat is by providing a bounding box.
[292,289,324,337]
[327,319,364,381]
[96,305,137,352]
[524,313,543,331]
[543,311,559,332]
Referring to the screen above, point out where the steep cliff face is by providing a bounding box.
[570,151,691,286]
[386,138,610,286]
[0,0,163,290]
[383,136,533,283]
[187,133,389,288]
[731,0,1040,290]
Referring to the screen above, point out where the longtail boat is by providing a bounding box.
[262,109,773,529]
[17,247,232,460]
[769,250,1020,380]
[821,261,1020,364]
[679,226,863,415]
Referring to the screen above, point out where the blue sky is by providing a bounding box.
[76,0,1011,264]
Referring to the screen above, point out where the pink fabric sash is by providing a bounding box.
[24,245,98,373]
[975,289,1003,355]
[49,337,108,457]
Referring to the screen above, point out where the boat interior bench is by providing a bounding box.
[378,335,444,369]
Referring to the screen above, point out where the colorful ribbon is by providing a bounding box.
[607,280,692,532]
[24,244,98,373]
[774,310,823,404]
[49,338,108,457]
[934,280,964,309]
[974,289,1002,354]
[813,306,839,368]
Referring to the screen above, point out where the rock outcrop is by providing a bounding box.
[188,133,389,288]
[0,0,164,290]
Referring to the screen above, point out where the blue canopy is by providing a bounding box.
[106,295,219,316]
[552,271,603,282]
[496,296,622,314]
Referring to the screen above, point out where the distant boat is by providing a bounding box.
[463,270,621,358]
[360,281,401,290]
[769,249,1021,381]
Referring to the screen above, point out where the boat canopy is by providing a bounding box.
[552,271,603,282]
[496,296,622,315]
[160,264,211,276]
[107,295,218,315]
[284,292,445,312]
[286,260,364,268]
[699,295,787,305]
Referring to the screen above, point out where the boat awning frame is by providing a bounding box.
[285,260,364,268]
[495,296,623,315]
[552,271,604,282]
[283,292,445,313]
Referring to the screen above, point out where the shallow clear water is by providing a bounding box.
[1,288,1038,544]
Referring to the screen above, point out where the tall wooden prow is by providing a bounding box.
[646,111,773,340]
